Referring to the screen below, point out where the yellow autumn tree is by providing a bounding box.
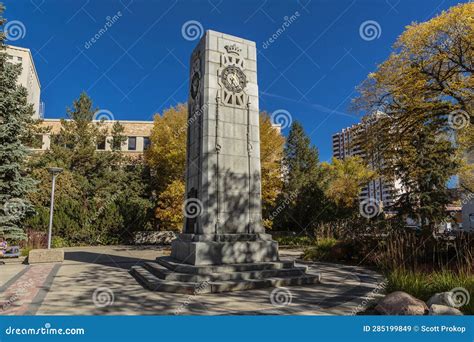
[145,104,187,230]
[322,157,376,208]
[145,104,187,190]
[260,112,285,228]
[353,3,473,225]
[154,180,185,231]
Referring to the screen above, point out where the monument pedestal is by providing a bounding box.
[170,234,279,266]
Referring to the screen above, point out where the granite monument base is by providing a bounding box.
[130,234,321,294]
[170,234,279,266]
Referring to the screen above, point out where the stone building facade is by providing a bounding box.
[6,45,42,119]
[35,119,154,155]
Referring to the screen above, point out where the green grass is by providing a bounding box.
[385,269,474,314]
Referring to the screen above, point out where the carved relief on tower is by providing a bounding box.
[190,50,202,113]
[188,50,202,166]
[218,44,247,107]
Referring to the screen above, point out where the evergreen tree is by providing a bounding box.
[276,121,323,232]
[283,121,320,194]
[0,5,36,241]
[27,93,154,245]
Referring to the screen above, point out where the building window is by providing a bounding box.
[128,137,137,151]
[17,56,22,61]
[143,137,151,150]
[97,137,106,150]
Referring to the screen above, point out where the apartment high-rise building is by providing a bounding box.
[5,45,42,119]
[332,123,402,212]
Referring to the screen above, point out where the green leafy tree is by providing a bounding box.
[0,5,36,241]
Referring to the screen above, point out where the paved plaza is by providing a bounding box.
[0,246,384,315]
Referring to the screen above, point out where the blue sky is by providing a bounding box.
[3,0,464,161]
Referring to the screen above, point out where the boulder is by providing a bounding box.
[429,304,463,316]
[375,291,428,315]
[427,292,455,308]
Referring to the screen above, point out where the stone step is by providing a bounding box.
[155,256,295,275]
[130,265,321,294]
[143,261,308,282]
[130,266,211,294]
[210,274,321,293]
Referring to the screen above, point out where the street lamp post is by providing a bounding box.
[47,167,63,249]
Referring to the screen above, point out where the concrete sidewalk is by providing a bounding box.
[0,245,384,315]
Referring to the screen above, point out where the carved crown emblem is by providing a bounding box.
[224,44,242,55]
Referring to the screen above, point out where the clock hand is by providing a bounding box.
[230,75,238,86]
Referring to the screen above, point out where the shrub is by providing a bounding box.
[274,236,315,247]
[302,238,338,261]
[51,236,68,248]
[21,246,32,257]
[385,269,474,315]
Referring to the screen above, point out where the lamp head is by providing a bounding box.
[47,167,63,175]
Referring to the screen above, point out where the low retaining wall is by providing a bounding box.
[133,231,177,245]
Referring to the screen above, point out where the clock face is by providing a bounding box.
[221,66,246,93]
[190,72,200,99]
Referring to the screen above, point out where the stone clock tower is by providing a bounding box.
[172,30,278,265]
[131,31,320,293]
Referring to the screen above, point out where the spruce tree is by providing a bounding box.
[276,121,323,232]
[0,4,36,241]
[283,121,320,194]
